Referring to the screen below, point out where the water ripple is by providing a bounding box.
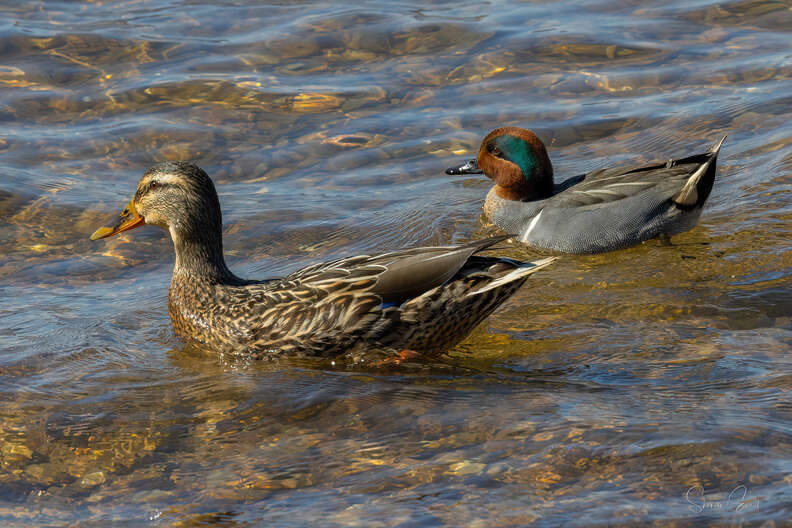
[1,0,790,525]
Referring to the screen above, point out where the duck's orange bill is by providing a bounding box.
[90,199,145,240]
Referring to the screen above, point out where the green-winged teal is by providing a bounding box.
[447,127,726,254]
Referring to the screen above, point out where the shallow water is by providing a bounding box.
[1,0,791,525]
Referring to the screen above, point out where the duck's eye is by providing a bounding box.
[490,145,504,158]
[148,180,159,192]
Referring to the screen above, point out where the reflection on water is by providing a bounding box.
[1,0,791,525]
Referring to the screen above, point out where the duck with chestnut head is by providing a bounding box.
[91,161,555,358]
[447,127,726,254]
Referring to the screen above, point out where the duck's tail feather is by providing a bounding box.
[465,257,557,297]
[672,135,726,209]
[461,234,512,252]
[710,134,727,154]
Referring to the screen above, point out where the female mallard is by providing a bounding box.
[91,162,555,358]
[446,127,726,254]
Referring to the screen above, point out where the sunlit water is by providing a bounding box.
[1,0,791,525]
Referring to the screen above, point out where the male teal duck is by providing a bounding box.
[90,162,555,358]
[446,127,726,254]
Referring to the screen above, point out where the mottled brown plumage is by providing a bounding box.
[91,162,556,358]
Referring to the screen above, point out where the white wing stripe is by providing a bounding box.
[521,209,544,243]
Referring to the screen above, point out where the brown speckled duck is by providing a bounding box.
[91,162,555,358]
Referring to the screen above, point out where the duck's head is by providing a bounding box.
[90,162,231,276]
[90,161,222,241]
[446,127,554,201]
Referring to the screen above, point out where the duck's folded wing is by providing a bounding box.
[285,236,511,305]
[553,138,724,209]
[249,237,514,354]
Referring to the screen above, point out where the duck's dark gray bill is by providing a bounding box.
[445,159,482,175]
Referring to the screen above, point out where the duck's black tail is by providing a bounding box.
[672,135,726,210]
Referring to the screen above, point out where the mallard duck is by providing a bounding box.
[446,127,726,254]
[90,162,555,358]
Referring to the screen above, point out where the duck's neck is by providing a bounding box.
[493,177,553,202]
[171,226,238,283]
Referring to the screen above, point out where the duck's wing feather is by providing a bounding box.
[245,235,543,355]
[284,235,511,304]
[552,137,725,209]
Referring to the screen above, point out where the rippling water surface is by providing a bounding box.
[1,0,791,525]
